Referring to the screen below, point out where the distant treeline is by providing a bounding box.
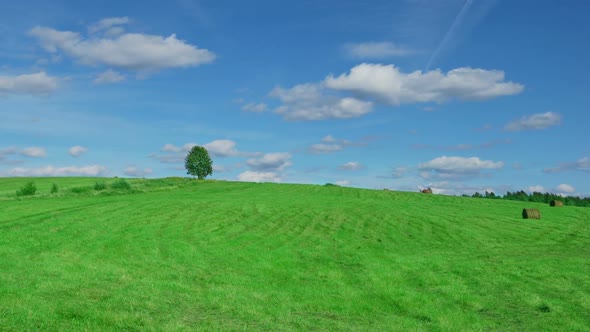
[463,191,590,208]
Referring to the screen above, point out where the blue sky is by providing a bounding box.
[1,0,589,196]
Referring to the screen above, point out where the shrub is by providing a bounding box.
[16,182,37,197]
[70,186,92,194]
[50,183,58,194]
[94,182,107,191]
[111,179,132,190]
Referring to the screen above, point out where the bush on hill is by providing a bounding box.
[94,182,107,191]
[111,179,132,190]
[16,182,37,197]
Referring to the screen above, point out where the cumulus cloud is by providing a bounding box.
[69,145,88,157]
[161,144,182,153]
[246,152,292,172]
[544,157,590,173]
[94,69,125,84]
[504,112,562,131]
[307,135,356,154]
[21,146,46,157]
[418,156,504,179]
[345,41,414,58]
[0,146,46,158]
[0,72,58,96]
[335,180,351,186]
[182,143,198,151]
[339,161,362,171]
[242,102,268,113]
[556,184,575,193]
[528,185,546,193]
[29,21,215,72]
[124,166,153,177]
[159,143,197,153]
[265,63,522,121]
[308,143,343,154]
[325,63,524,105]
[88,17,130,34]
[270,83,373,121]
[237,171,282,183]
[322,135,337,143]
[8,165,107,177]
[204,140,244,157]
[152,142,195,163]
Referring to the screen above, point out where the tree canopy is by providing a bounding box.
[184,146,213,180]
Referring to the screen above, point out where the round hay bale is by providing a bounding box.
[421,187,433,194]
[550,200,564,207]
[522,208,541,219]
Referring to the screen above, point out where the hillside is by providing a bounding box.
[1,177,589,330]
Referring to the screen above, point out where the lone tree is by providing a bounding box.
[185,145,213,180]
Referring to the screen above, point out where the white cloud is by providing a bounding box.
[307,135,355,154]
[1,146,46,161]
[242,102,268,113]
[322,135,337,143]
[21,147,46,157]
[161,143,182,153]
[203,140,241,157]
[325,63,524,105]
[528,185,546,193]
[124,166,152,177]
[237,171,281,183]
[0,72,58,96]
[308,143,343,154]
[345,42,414,58]
[246,152,292,172]
[88,17,130,34]
[183,143,198,152]
[152,142,196,163]
[9,165,107,177]
[419,156,504,179]
[29,23,215,72]
[68,146,88,157]
[270,83,373,121]
[339,161,362,171]
[335,180,351,186]
[556,184,575,193]
[504,112,562,131]
[544,156,590,173]
[94,69,125,84]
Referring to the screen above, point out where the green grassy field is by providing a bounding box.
[1,177,589,331]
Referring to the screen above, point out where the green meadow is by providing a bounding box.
[1,177,589,331]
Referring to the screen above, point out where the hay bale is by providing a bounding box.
[550,200,564,207]
[522,208,541,219]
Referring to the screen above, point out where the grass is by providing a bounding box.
[0,177,589,330]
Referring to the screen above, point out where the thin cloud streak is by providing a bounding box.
[425,0,474,70]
